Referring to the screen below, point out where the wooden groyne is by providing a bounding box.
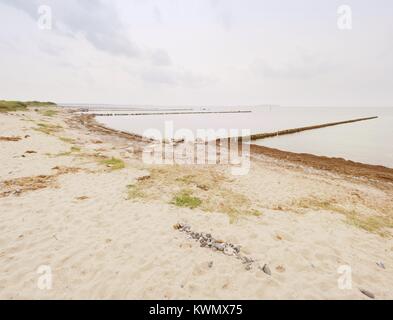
[249,116,378,140]
[87,110,252,116]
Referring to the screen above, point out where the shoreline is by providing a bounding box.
[1,107,393,299]
[83,112,393,185]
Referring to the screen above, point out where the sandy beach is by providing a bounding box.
[1,106,393,300]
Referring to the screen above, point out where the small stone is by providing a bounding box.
[261,264,271,276]
[359,288,375,299]
[242,256,253,264]
[173,223,183,230]
[245,264,252,271]
[276,265,286,273]
[213,243,225,251]
[197,184,209,191]
[208,261,213,268]
[76,196,89,201]
[224,246,235,256]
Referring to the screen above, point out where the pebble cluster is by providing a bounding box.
[174,222,271,275]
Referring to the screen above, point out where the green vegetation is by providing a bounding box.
[346,211,393,237]
[126,165,263,222]
[59,136,76,143]
[34,122,63,135]
[39,109,58,117]
[127,184,146,199]
[100,157,125,170]
[56,146,81,157]
[171,190,202,209]
[26,101,56,107]
[291,197,393,237]
[0,101,28,112]
[0,100,56,113]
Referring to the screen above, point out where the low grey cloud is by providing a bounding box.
[1,0,139,57]
[150,49,172,67]
[252,52,336,79]
[153,5,163,24]
[209,0,233,31]
[139,68,215,88]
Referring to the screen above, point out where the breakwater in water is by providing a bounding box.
[250,116,378,140]
[87,110,252,116]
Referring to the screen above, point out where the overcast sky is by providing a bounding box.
[0,0,392,107]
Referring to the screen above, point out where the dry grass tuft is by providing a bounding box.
[289,197,393,237]
[0,136,22,142]
[51,166,82,175]
[0,175,56,197]
[59,136,76,144]
[34,122,63,135]
[39,109,58,117]
[55,146,81,157]
[127,165,262,221]
[0,166,83,198]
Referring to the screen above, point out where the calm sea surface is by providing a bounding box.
[92,106,393,168]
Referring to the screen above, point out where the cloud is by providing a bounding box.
[252,51,336,79]
[1,0,140,57]
[149,49,172,67]
[209,0,233,31]
[139,68,215,88]
[152,5,163,24]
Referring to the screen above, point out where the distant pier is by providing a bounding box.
[86,110,252,116]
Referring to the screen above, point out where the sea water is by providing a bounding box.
[92,106,393,168]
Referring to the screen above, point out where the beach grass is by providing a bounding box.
[0,101,28,113]
[346,211,393,237]
[39,109,58,117]
[34,122,63,135]
[171,190,202,209]
[59,136,76,144]
[0,100,56,113]
[127,165,262,221]
[127,185,146,199]
[292,197,393,237]
[56,146,81,157]
[26,101,56,107]
[100,157,125,170]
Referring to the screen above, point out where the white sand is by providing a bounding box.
[1,108,393,299]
